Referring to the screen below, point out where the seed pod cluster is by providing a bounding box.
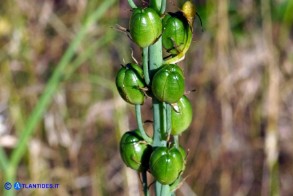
[115,0,197,190]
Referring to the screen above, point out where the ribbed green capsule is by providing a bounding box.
[120,130,152,171]
[129,7,162,48]
[175,145,187,173]
[116,63,145,105]
[171,95,193,135]
[162,12,192,55]
[151,64,185,103]
[162,1,196,64]
[149,146,184,185]
[168,146,187,191]
[170,144,187,171]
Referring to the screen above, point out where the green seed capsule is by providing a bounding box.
[129,7,162,48]
[168,145,187,191]
[149,146,184,185]
[163,1,196,64]
[171,95,193,135]
[162,12,192,55]
[151,64,185,103]
[116,63,145,105]
[170,145,186,161]
[120,130,152,171]
[173,145,187,171]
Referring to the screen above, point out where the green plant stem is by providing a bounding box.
[149,34,164,148]
[150,0,162,13]
[4,167,16,196]
[160,185,171,196]
[149,38,163,78]
[166,104,171,137]
[150,39,171,195]
[127,0,137,9]
[143,47,150,85]
[160,0,167,14]
[161,102,167,140]
[152,99,163,147]
[155,181,162,196]
[142,171,149,196]
[0,147,8,172]
[135,104,152,143]
[148,13,171,196]
[174,136,179,148]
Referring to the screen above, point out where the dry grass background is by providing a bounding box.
[0,0,292,195]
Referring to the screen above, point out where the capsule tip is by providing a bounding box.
[182,1,196,25]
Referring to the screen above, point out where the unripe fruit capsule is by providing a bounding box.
[129,7,162,48]
[116,63,145,105]
[162,0,196,64]
[151,64,185,103]
[149,146,184,185]
[171,95,193,135]
[120,130,152,171]
[162,12,192,55]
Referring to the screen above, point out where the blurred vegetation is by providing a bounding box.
[0,0,292,195]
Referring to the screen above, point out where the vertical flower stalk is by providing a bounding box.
[116,1,197,195]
